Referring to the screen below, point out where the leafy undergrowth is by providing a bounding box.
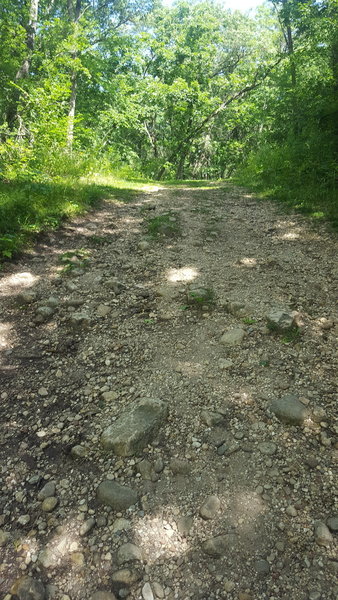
[0,175,156,263]
[233,177,338,230]
[233,142,338,229]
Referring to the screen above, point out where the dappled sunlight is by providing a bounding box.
[236,257,257,268]
[175,359,205,378]
[0,271,39,298]
[134,513,189,564]
[0,321,13,350]
[166,266,199,282]
[230,490,267,529]
[278,230,301,241]
[37,516,84,569]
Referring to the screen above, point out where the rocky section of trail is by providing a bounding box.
[0,184,337,600]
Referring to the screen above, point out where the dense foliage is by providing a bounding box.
[0,0,337,258]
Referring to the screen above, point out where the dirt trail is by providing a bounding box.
[0,183,337,600]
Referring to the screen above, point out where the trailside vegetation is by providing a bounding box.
[0,0,337,259]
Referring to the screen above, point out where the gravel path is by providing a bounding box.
[0,183,337,600]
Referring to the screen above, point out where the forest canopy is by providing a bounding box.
[0,0,337,258]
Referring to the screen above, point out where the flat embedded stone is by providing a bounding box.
[220,328,245,346]
[97,480,138,510]
[199,495,221,520]
[202,533,237,557]
[11,576,46,600]
[112,568,142,586]
[117,542,143,565]
[101,398,168,456]
[271,394,310,425]
[91,593,117,600]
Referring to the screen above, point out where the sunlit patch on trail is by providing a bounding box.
[1,271,39,297]
[134,514,189,564]
[279,231,300,240]
[230,491,266,528]
[236,257,257,268]
[166,266,199,282]
[0,321,13,350]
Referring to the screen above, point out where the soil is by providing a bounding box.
[0,183,337,600]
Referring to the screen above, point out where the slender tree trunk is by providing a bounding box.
[67,71,77,149]
[67,0,81,150]
[175,147,187,179]
[6,0,39,130]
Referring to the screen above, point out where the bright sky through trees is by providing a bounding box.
[162,0,264,12]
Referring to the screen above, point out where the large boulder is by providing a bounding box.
[101,398,168,456]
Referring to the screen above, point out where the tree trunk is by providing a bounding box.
[6,0,39,130]
[67,71,77,150]
[175,147,187,179]
[67,0,81,150]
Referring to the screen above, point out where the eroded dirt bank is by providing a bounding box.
[0,183,337,600]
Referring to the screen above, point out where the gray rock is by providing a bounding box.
[71,445,87,458]
[111,569,142,586]
[0,529,11,547]
[286,505,297,517]
[79,517,95,536]
[315,521,333,546]
[106,278,123,294]
[41,497,58,512]
[112,518,131,533]
[199,495,221,520]
[202,533,237,557]
[176,516,193,537]
[117,543,143,565]
[35,306,54,323]
[187,286,213,306]
[101,398,168,456]
[38,481,56,500]
[308,592,321,600]
[327,516,338,532]
[11,576,46,600]
[220,328,245,346]
[138,459,153,480]
[266,308,298,332]
[152,582,165,599]
[65,296,84,307]
[142,582,154,600]
[271,394,310,425]
[91,593,117,600]
[138,240,150,251]
[45,296,59,308]
[258,442,277,456]
[69,312,90,328]
[97,304,111,317]
[201,411,223,427]
[253,559,270,575]
[218,358,233,370]
[18,291,37,304]
[154,458,164,473]
[225,301,250,317]
[170,458,190,475]
[102,391,118,402]
[38,548,58,569]
[97,480,138,511]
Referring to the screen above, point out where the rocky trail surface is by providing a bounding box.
[0,183,337,600]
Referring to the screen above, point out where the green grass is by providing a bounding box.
[0,175,157,262]
[146,212,181,238]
